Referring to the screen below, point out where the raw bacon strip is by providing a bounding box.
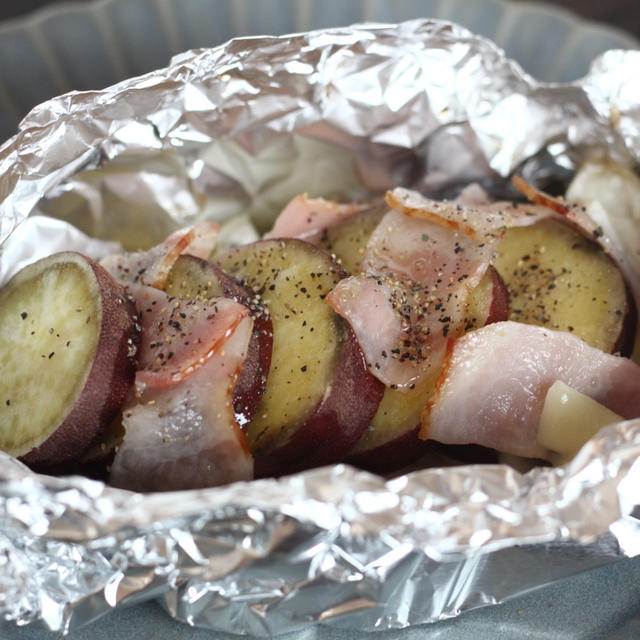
[110,317,254,492]
[387,187,509,239]
[101,221,219,289]
[110,287,253,492]
[132,285,249,389]
[423,321,640,460]
[264,194,375,240]
[178,221,222,260]
[511,175,618,244]
[328,208,492,388]
[388,187,554,236]
[327,187,539,389]
[328,184,631,391]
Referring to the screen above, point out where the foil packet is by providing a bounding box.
[1,18,640,636]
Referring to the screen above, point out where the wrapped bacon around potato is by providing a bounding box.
[2,173,640,487]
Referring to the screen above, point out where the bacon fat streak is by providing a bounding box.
[423,321,640,460]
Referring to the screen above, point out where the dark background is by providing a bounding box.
[0,0,639,37]
[528,0,640,37]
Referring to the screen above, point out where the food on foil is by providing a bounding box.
[1,16,640,634]
[99,224,260,490]
[425,321,640,460]
[1,173,639,489]
[0,251,139,470]
[276,178,640,471]
[213,238,384,478]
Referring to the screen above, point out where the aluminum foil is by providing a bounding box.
[1,18,640,635]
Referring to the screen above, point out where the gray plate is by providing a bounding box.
[2,555,640,639]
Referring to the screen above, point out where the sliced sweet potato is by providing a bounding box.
[463,267,510,330]
[164,254,273,427]
[345,375,436,472]
[215,238,384,475]
[309,203,511,473]
[0,252,139,469]
[493,218,636,355]
[346,267,509,472]
[312,205,387,274]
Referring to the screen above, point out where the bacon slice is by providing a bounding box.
[326,187,549,389]
[100,221,219,289]
[133,285,249,389]
[327,184,634,391]
[109,286,253,491]
[422,321,640,460]
[327,208,493,388]
[390,186,557,234]
[264,194,375,240]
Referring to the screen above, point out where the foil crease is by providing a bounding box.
[1,18,640,635]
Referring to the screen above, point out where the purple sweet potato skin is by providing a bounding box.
[203,260,274,430]
[19,254,139,471]
[612,285,637,358]
[254,328,384,478]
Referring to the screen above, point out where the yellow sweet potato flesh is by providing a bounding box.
[313,207,386,274]
[0,256,101,456]
[494,218,628,352]
[349,374,437,455]
[164,256,226,299]
[215,239,345,454]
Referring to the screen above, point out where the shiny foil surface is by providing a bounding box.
[1,19,640,635]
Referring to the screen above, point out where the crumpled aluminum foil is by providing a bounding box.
[1,18,640,635]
